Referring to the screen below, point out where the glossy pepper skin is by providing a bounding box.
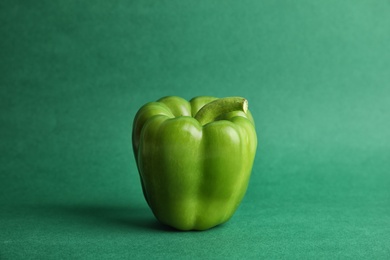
[132,96,257,231]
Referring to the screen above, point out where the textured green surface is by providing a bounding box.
[1,0,390,258]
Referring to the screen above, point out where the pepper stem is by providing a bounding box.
[194,97,248,126]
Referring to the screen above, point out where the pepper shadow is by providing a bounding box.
[25,202,176,232]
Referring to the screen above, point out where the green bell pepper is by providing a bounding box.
[132,96,257,230]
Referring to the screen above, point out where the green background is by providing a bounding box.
[1,0,390,258]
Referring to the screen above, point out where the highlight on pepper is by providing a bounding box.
[132,96,257,231]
